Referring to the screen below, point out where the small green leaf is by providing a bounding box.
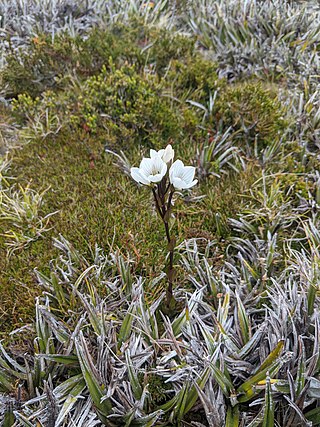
[0,368,14,392]
[253,340,284,374]
[209,362,234,397]
[237,341,285,403]
[3,406,15,427]
[75,333,111,423]
[236,292,251,344]
[307,283,316,316]
[40,354,79,366]
[305,406,320,424]
[12,412,34,427]
[126,352,142,400]
[55,380,86,427]
[118,303,134,348]
[51,272,66,308]
[226,405,239,427]
[295,338,306,397]
[183,367,211,416]
[262,376,274,427]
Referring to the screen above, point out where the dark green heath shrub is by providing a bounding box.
[2,22,197,100]
[73,63,184,146]
[167,56,225,101]
[214,82,287,149]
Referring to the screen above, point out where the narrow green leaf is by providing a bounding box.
[199,323,219,356]
[226,405,239,427]
[253,340,284,374]
[0,355,26,381]
[55,380,86,427]
[51,272,66,308]
[274,380,290,394]
[0,341,27,374]
[236,292,251,344]
[123,409,136,427]
[238,327,263,358]
[130,410,163,426]
[35,302,52,354]
[118,255,133,294]
[217,291,230,325]
[262,376,274,427]
[172,290,202,335]
[159,392,180,412]
[75,334,111,422]
[245,412,265,427]
[237,342,286,403]
[307,284,316,316]
[126,352,142,400]
[12,412,34,427]
[182,367,211,417]
[237,359,283,403]
[40,354,79,366]
[171,309,187,336]
[0,368,14,392]
[209,362,234,397]
[118,304,134,348]
[75,291,102,335]
[305,406,320,424]
[74,265,96,289]
[296,338,306,397]
[54,374,84,400]
[176,383,189,421]
[3,406,15,427]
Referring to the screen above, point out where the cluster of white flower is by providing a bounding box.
[130,144,197,190]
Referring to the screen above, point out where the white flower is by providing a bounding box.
[169,160,198,190]
[131,155,167,185]
[150,144,174,164]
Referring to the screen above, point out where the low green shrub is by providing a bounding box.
[168,56,224,101]
[12,61,202,148]
[74,63,183,144]
[214,82,287,150]
[146,28,196,75]
[2,22,196,99]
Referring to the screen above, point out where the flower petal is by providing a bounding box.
[153,156,167,175]
[149,173,165,183]
[140,157,154,176]
[130,167,150,185]
[169,159,184,180]
[150,148,164,158]
[184,179,198,189]
[171,176,185,190]
[162,144,174,163]
[182,166,195,183]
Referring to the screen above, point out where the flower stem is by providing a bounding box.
[164,188,175,306]
[152,187,163,219]
[164,220,171,244]
[152,184,175,307]
[167,189,174,212]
